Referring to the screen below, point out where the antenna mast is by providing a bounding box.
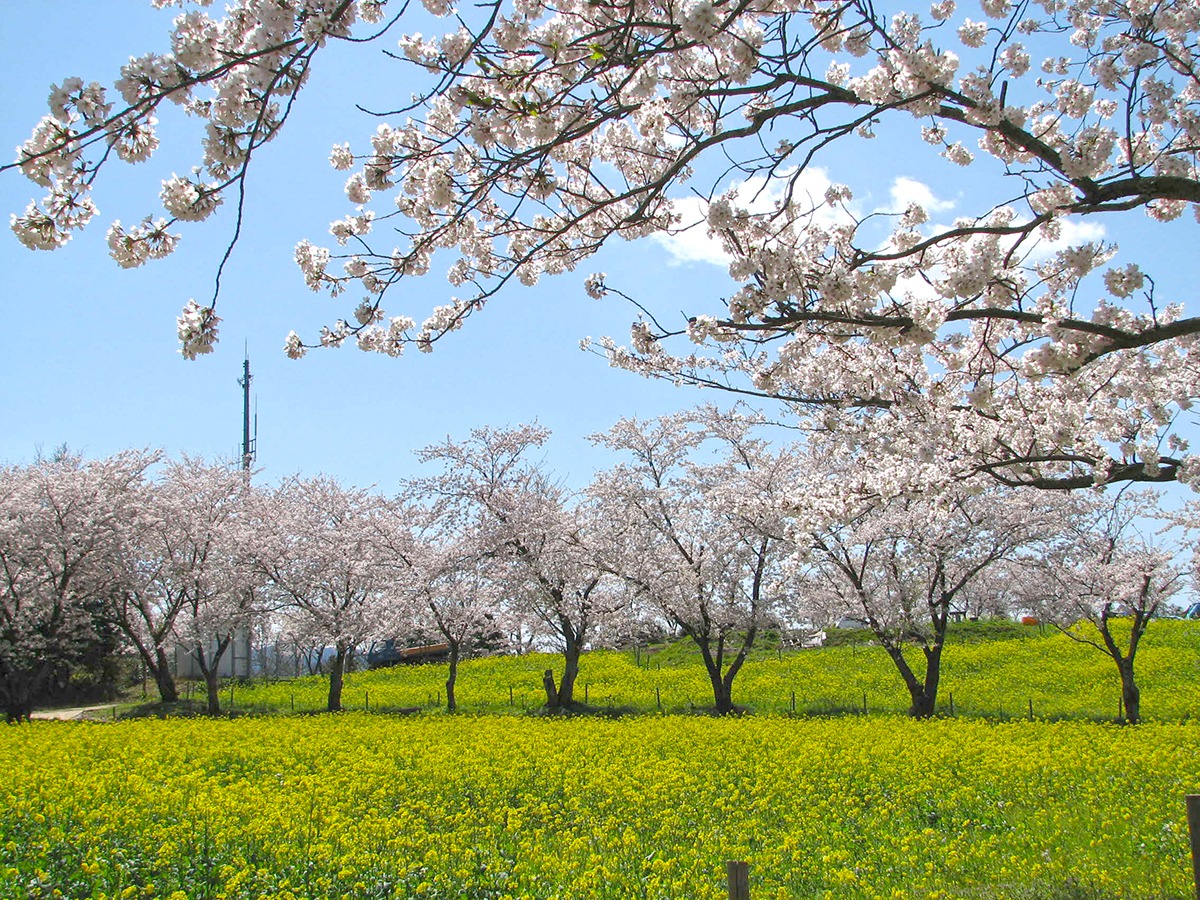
[238,352,256,472]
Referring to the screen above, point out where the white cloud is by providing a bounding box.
[1025,216,1106,261]
[651,167,846,267]
[652,195,730,266]
[883,176,956,216]
[892,272,939,303]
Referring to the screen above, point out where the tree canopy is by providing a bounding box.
[5,0,1198,492]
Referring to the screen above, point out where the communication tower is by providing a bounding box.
[238,352,257,472]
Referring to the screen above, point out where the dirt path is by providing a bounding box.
[30,704,116,721]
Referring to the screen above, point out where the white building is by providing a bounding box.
[174,627,253,679]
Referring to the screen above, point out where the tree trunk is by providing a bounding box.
[1118,659,1141,724]
[909,644,943,719]
[695,639,737,715]
[327,645,348,712]
[306,647,325,676]
[542,669,559,707]
[558,638,580,706]
[204,667,221,716]
[154,667,179,703]
[1,682,32,724]
[691,631,737,715]
[714,627,757,715]
[141,645,178,703]
[3,702,31,724]
[1097,615,1144,725]
[2,655,63,722]
[708,668,735,715]
[908,687,936,719]
[882,642,941,719]
[446,642,460,713]
[190,634,232,716]
[544,638,582,709]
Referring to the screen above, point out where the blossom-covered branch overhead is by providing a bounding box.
[6,0,1199,490]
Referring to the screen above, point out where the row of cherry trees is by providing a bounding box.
[5,1,1197,727]
[3,409,1191,723]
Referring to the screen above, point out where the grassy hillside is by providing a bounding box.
[224,619,1200,721]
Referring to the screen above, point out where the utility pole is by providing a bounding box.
[238,352,256,472]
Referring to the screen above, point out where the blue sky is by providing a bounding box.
[2,1,1196,499]
[0,1,725,489]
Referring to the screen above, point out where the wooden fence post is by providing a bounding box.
[1187,795,1200,900]
[726,861,750,900]
[656,687,661,711]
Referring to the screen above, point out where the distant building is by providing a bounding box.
[175,628,253,679]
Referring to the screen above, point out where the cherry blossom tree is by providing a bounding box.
[7,0,1198,493]
[591,408,796,714]
[365,494,506,712]
[253,475,398,712]
[415,425,620,708]
[162,459,266,714]
[110,457,258,710]
[1019,488,1184,724]
[408,534,510,712]
[798,479,1059,717]
[112,520,187,704]
[0,451,153,722]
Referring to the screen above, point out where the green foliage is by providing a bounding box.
[822,618,1033,648]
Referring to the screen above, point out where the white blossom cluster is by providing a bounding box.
[7,0,1200,492]
[9,0,369,343]
[106,218,179,268]
[176,299,221,359]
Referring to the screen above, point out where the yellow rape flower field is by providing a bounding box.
[2,715,1197,900]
